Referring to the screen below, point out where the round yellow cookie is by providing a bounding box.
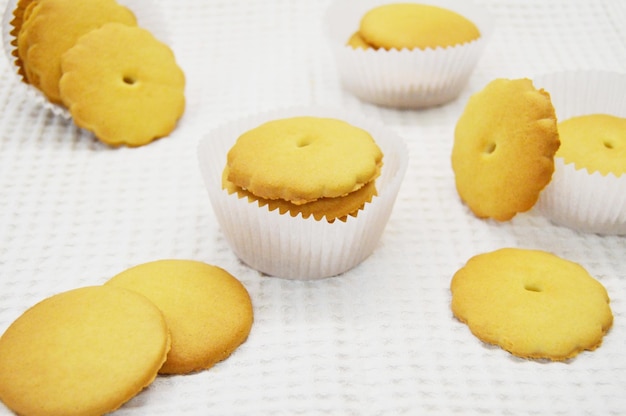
[16,0,137,104]
[0,286,170,416]
[451,248,613,361]
[226,116,383,204]
[451,78,560,221]
[359,3,480,50]
[556,114,626,176]
[59,23,186,147]
[106,260,254,375]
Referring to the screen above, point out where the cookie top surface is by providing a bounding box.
[451,78,560,221]
[59,22,186,147]
[359,3,480,50]
[450,248,613,361]
[106,260,253,375]
[17,0,137,103]
[0,285,170,416]
[226,116,383,204]
[556,114,626,176]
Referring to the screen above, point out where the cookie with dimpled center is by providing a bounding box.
[59,22,185,147]
[16,0,137,104]
[451,248,613,361]
[226,116,383,205]
[557,114,626,176]
[451,78,560,221]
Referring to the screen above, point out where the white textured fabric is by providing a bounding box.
[0,0,625,415]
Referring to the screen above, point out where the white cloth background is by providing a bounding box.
[0,0,625,414]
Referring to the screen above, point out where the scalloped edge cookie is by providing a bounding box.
[451,78,560,221]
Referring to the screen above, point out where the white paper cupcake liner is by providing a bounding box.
[324,0,493,109]
[1,0,169,119]
[197,107,409,280]
[533,70,626,235]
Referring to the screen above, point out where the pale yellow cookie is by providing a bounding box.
[59,23,186,147]
[223,166,378,222]
[106,260,253,375]
[0,286,170,416]
[226,116,383,204]
[16,0,137,104]
[451,248,613,361]
[8,0,37,80]
[346,31,374,50]
[556,114,626,176]
[451,78,560,221]
[359,3,480,50]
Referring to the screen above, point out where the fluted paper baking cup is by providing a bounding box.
[325,0,493,109]
[197,107,409,280]
[534,70,626,235]
[1,0,169,119]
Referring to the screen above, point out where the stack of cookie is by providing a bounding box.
[346,3,480,51]
[451,73,626,234]
[10,0,185,146]
[223,116,384,223]
[325,0,492,108]
[198,109,409,279]
[0,260,253,415]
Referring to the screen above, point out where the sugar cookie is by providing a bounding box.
[451,78,560,221]
[359,3,480,50]
[16,0,137,103]
[0,286,170,416]
[451,248,613,361]
[556,114,626,176]
[59,23,186,147]
[8,0,36,80]
[346,31,374,50]
[226,116,383,204]
[223,166,378,222]
[106,260,253,374]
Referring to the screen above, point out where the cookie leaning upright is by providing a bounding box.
[451,78,560,221]
[325,0,493,108]
[226,117,383,205]
[59,23,185,147]
[14,0,138,104]
[358,3,480,50]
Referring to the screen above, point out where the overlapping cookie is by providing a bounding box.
[16,0,137,104]
[225,116,383,222]
[0,260,254,413]
[59,23,185,147]
[106,260,254,375]
[8,0,185,146]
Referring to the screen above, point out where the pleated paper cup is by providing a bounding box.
[325,0,493,109]
[197,107,409,280]
[1,0,169,119]
[534,71,626,235]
